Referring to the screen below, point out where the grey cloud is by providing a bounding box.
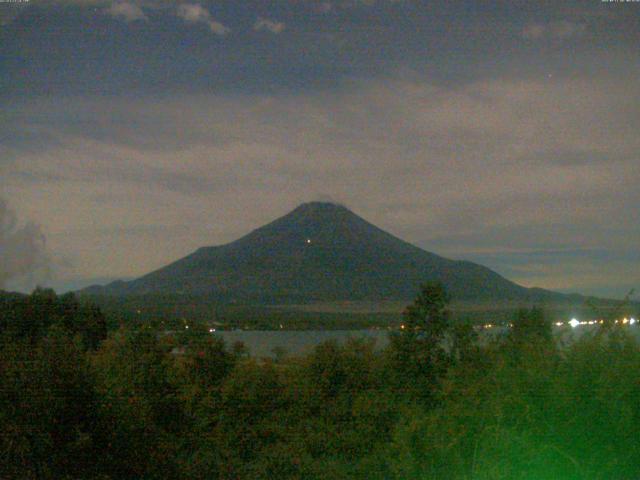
[176,3,230,36]
[0,198,48,290]
[254,17,286,34]
[422,229,639,296]
[104,2,148,22]
[4,73,639,296]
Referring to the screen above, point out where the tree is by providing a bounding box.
[90,327,182,478]
[390,317,640,480]
[509,307,552,345]
[0,327,97,479]
[0,289,106,349]
[403,281,450,338]
[387,282,452,404]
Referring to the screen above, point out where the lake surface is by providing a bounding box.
[214,323,640,358]
[214,329,389,357]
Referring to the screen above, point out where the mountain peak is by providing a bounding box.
[243,202,364,236]
[289,201,351,217]
[82,202,564,303]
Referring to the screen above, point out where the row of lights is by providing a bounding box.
[472,319,639,330]
[182,325,218,332]
[189,319,638,333]
[566,317,637,328]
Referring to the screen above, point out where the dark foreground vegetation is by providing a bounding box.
[1,286,639,479]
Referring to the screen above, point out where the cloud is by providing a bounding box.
[104,2,148,22]
[0,198,48,290]
[318,2,333,13]
[253,17,286,34]
[176,3,230,36]
[3,73,639,295]
[176,3,208,22]
[521,21,586,40]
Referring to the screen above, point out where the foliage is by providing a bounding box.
[390,315,640,479]
[508,306,552,344]
[0,289,107,478]
[1,287,639,478]
[89,327,183,478]
[387,282,452,405]
[0,287,107,348]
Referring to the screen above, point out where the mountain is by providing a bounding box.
[81,202,571,303]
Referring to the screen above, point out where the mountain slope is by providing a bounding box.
[82,202,567,303]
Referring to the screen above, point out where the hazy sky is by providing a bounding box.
[1,0,639,297]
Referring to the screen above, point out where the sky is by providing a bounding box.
[1,0,639,298]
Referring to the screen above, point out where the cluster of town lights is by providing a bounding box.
[464,318,638,330]
[195,319,637,333]
[563,317,637,328]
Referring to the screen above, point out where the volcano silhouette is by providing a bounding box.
[84,202,565,303]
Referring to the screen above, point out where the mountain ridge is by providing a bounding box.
[81,202,574,303]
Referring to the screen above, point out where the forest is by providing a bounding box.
[1,285,639,479]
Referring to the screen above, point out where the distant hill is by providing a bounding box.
[81,202,579,304]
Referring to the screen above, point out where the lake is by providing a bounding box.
[213,322,640,358]
[213,329,389,357]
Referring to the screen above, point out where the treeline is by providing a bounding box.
[1,285,639,479]
[86,294,403,331]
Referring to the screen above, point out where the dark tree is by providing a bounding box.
[402,281,451,339]
[509,307,552,344]
[0,288,106,350]
[388,282,452,404]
